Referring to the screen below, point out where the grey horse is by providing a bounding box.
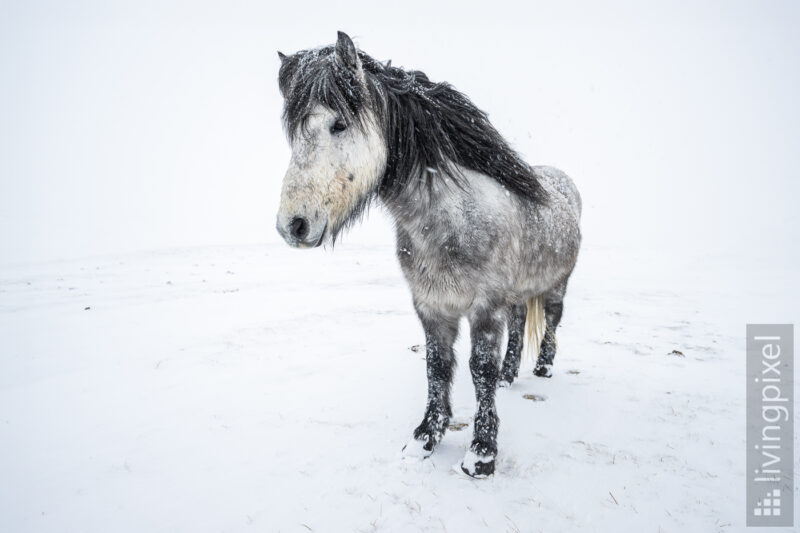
[275,32,581,477]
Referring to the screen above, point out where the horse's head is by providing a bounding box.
[275,32,386,248]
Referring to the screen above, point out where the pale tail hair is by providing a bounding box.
[523,296,546,363]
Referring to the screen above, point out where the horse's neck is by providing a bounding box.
[381,167,513,243]
[382,174,465,234]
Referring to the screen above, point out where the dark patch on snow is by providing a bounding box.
[523,393,547,402]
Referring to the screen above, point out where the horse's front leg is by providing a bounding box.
[461,309,503,477]
[402,312,459,458]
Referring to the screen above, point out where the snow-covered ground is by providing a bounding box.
[0,242,797,532]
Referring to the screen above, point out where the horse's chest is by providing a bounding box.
[395,225,496,313]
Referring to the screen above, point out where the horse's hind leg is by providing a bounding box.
[402,311,459,458]
[498,303,526,386]
[534,281,568,378]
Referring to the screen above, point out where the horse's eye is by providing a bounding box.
[330,120,347,134]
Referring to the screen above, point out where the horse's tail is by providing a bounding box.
[523,295,546,363]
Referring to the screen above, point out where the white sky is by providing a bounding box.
[1,1,798,265]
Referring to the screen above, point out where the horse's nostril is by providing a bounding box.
[289,217,309,240]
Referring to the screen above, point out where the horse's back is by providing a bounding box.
[532,165,582,220]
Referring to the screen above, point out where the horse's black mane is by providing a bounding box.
[278,43,547,205]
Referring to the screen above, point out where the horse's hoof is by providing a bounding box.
[534,364,553,378]
[460,449,495,478]
[402,436,434,459]
[497,379,512,388]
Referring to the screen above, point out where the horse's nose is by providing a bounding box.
[289,216,309,241]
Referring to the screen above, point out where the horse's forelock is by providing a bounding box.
[280,47,376,141]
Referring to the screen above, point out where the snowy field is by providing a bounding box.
[2,1,799,532]
[1,241,797,532]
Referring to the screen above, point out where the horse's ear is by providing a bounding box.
[278,51,288,64]
[335,31,361,72]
